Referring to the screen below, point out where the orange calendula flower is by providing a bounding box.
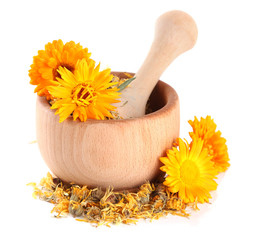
[29,39,93,100]
[47,59,120,122]
[188,116,230,173]
[160,138,218,204]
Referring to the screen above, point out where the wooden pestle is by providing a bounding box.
[115,10,198,119]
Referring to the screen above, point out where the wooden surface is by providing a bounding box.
[116,10,197,119]
[36,75,180,190]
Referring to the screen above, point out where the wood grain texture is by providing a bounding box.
[115,10,197,119]
[36,73,179,190]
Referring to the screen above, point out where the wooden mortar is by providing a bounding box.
[36,72,179,190]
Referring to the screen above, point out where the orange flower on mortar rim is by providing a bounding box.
[29,39,93,100]
[47,59,121,122]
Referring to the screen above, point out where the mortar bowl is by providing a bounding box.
[36,72,180,190]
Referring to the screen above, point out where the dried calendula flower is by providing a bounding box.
[28,172,194,227]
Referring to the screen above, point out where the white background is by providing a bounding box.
[1,0,257,239]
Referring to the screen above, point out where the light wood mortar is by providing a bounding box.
[36,72,180,190]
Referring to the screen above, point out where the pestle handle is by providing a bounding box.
[117,10,198,118]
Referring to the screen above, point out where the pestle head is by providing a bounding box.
[155,10,198,57]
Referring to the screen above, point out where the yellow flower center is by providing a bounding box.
[180,160,199,185]
[72,83,96,106]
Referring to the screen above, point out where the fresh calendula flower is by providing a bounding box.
[29,39,93,100]
[47,59,121,122]
[188,116,230,173]
[160,138,218,203]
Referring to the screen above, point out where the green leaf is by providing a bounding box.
[118,77,136,92]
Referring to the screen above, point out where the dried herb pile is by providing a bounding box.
[28,173,197,227]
